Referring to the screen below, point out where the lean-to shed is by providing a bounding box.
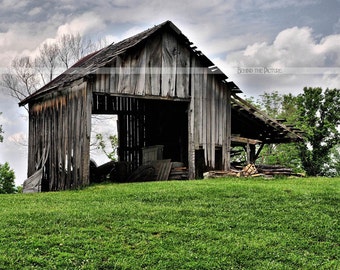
[20,21,302,191]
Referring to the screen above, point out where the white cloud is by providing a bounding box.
[8,132,27,145]
[56,12,106,36]
[227,26,340,69]
[218,26,340,96]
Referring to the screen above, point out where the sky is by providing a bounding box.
[0,0,339,186]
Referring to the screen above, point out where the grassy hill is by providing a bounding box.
[0,177,339,269]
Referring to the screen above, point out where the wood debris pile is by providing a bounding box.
[90,159,189,183]
[204,163,304,179]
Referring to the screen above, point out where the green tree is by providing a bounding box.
[95,134,118,161]
[258,91,283,118]
[296,87,340,176]
[0,162,16,194]
[327,145,340,176]
[254,92,303,172]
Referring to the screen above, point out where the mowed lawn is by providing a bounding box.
[0,177,339,269]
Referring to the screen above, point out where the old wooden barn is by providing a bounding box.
[20,21,302,192]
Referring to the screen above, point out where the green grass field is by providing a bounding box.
[0,177,339,269]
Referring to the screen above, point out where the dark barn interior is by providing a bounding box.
[92,93,188,175]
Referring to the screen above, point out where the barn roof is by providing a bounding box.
[231,94,304,143]
[19,20,232,106]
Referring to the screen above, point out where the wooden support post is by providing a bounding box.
[246,142,251,164]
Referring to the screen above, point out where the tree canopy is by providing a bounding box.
[0,162,15,194]
[296,87,340,176]
[254,88,340,176]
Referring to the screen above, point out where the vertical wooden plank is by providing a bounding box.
[216,83,223,146]
[80,87,88,186]
[188,76,195,179]
[210,75,216,169]
[66,91,73,189]
[117,54,131,94]
[60,97,67,189]
[192,57,201,149]
[224,88,231,171]
[161,31,177,97]
[145,34,162,96]
[110,59,118,94]
[105,73,110,92]
[176,43,190,98]
[131,48,146,96]
[83,83,91,186]
[56,99,61,190]
[71,90,78,188]
[49,105,55,190]
[202,67,209,167]
[27,107,35,177]
[95,74,101,92]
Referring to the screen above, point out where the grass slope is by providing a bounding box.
[0,177,339,269]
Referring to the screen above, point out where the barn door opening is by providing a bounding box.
[143,99,189,166]
[91,93,189,181]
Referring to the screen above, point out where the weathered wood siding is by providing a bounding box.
[92,29,231,177]
[93,31,191,99]
[188,56,230,178]
[27,81,91,190]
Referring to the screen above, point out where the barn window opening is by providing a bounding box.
[90,115,118,166]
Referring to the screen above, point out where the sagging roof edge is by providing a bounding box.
[231,93,304,142]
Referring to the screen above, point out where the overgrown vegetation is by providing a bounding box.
[0,178,339,269]
[249,88,340,176]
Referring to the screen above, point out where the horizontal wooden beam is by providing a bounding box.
[231,136,262,145]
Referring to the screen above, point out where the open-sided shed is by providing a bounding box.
[20,21,302,191]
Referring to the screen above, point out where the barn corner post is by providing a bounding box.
[188,97,196,179]
[224,87,232,171]
[69,80,92,189]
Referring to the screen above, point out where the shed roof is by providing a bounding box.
[231,93,304,143]
[19,20,231,106]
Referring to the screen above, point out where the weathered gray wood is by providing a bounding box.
[225,87,231,171]
[205,69,211,167]
[131,48,146,96]
[161,31,177,97]
[210,75,216,168]
[116,54,130,94]
[145,35,162,96]
[176,43,190,98]
[23,168,43,193]
[109,59,118,93]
